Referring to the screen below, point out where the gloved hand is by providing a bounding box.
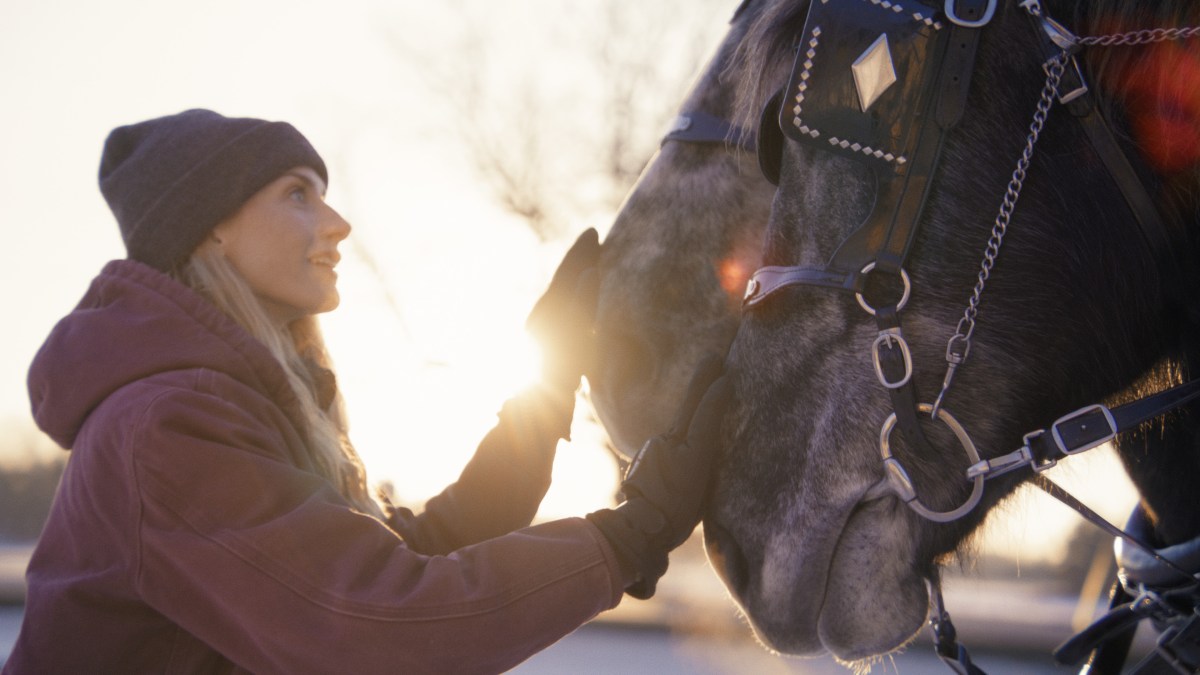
[586,356,731,598]
[525,228,601,397]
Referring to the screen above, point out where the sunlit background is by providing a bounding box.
[1,0,733,521]
[1,0,1147,666]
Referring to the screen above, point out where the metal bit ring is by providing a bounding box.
[880,404,985,522]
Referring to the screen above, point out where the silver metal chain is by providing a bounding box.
[930,6,1200,418]
[1021,0,1200,45]
[931,50,1069,419]
[1080,26,1200,48]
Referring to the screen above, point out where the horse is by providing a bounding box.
[588,0,776,458]
[690,0,1200,669]
[593,0,1200,671]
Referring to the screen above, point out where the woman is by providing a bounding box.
[6,109,728,674]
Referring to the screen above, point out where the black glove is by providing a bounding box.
[525,228,601,397]
[586,356,730,598]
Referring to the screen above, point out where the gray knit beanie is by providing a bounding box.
[99,109,328,272]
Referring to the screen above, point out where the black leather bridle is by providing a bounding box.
[661,109,756,152]
[658,1,1200,672]
[732,0,1200,672]
[743,0,1200,525]
[658,0,760,153]
[747,0,999,524]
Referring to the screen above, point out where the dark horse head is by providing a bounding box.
[697,0,1200,665]
[588,0,778,456]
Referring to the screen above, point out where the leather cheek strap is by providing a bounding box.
[757,88,785,186]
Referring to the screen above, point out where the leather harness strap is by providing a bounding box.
[730,1,1200,672]
[969,375,1200,482]
[1024,10,1171,258]
[745,0,974,304]
[936,1,992,128]
[743,0,988,480]
[661,110,757,151]
[876,306,941,459]
[745,0,1198,523]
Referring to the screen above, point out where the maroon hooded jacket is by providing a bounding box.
[6,260,623,674]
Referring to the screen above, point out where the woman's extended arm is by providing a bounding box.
[388,385,575,553]
[124,380,622,674]
[391,229,601,552]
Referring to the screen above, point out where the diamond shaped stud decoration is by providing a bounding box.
[851,34,897,112]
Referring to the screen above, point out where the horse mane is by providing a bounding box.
[728,0,807,134]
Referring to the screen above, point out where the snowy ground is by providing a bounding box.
[0,603,1071,674]
[510,621,1074,674]
[0,542,1155,673]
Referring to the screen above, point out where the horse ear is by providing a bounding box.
[757,88,784,186]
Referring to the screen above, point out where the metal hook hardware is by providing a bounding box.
[1039,15,1080,52]
[945,0,997,29]
[966,429,1057,480]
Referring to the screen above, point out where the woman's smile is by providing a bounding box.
[212,166,352,325]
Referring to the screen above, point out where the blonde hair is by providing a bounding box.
[174,242,385,518]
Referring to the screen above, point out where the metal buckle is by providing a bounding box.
[1024,429,1059,472]
[1056,58,1089,105]
[1050,404,1117,456]
[872,328,913,389]
[1043,52,1089,104]
[945,0,997,29]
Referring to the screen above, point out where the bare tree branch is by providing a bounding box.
[387,0,730,241]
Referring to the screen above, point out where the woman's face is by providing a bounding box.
[213,166,351,325]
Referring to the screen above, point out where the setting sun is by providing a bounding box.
[321,239,620,522]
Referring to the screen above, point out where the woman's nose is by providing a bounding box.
[322,204,352,241]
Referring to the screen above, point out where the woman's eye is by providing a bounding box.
[289,187,307,203]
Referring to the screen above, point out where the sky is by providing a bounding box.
[0,0,1140,563]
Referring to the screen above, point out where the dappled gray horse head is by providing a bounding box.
[704,0,1200,666]
[588,0,779,456]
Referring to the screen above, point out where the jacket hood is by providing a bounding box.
[28,260,299,449]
